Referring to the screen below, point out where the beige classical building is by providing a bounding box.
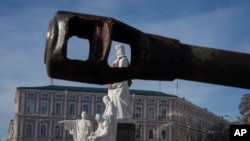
[8,85,229,141]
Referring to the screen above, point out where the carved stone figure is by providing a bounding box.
[58,111,91,141]
[87,114,112,141]
[102,95,117,141]
[102,95,116,123]
[107,44,132,120]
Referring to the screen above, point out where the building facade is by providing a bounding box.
[8,85,229,141]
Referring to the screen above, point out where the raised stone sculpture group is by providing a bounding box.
[58,45,134,141]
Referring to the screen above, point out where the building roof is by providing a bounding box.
[17,85,176,97]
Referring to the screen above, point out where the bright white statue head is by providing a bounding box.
[115,44,125,58]
[102,95,111,105]
[81,111,87,119]
[95,113,104,122]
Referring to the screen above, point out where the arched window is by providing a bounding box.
[161,129,166,139]
[136,130,141,138]
[26,124,32,135]
[149,129,154,139]
[40,125,47,135]
[55,125,61,137]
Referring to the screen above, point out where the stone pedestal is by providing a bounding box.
[117,123,135,141]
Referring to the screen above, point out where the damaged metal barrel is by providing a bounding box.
[45,11,250,89]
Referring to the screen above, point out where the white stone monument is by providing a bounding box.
[58,111,92,141]
[102,95,117,141]
[107,44,133,123]
[59,45,135,141]
[87,114,112,141]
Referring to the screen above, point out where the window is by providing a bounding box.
[55,125,61,137]
[28,93,34,97]
[42,93,49,98]
[41,101,48,114]
[135,126,142,139]
[83,104,90,115]
[96,105,103,114]
[161,130,167,139]
[149,129,154,139]
[160,107,167,120]
[56,94,62,99]
[161,99,167,104]
[148,99,155,103]
[136,98,142,103]
[65,130,70,137]
[148,107,155,120]
[136,130,141,138]
[83,96,90,100]
[25,124,32,135]
[69,103,76,116]
[69,95,76,100]
[135,107,142,119]
[96,96,102,101]
[26,100,34,114]
[176,131,181,141]
[55,103,62,115]
[40,124,47,135]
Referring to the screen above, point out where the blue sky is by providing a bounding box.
[1,0,250,140]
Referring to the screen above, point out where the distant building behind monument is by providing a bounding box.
[8,85,229,141]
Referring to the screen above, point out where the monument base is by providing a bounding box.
[117,123,135,141]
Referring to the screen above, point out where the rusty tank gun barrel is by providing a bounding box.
[45,11,250,89]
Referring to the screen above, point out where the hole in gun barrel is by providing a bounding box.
[67,36,90,61]
[108,41,131,68]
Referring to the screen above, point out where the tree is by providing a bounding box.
[238,94,250,124]
[206,121,229,141]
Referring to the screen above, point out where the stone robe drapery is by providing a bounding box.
[108,56,132,119]
[103,101,117,141]
[63,119,91,141]
[89,120,112,141]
